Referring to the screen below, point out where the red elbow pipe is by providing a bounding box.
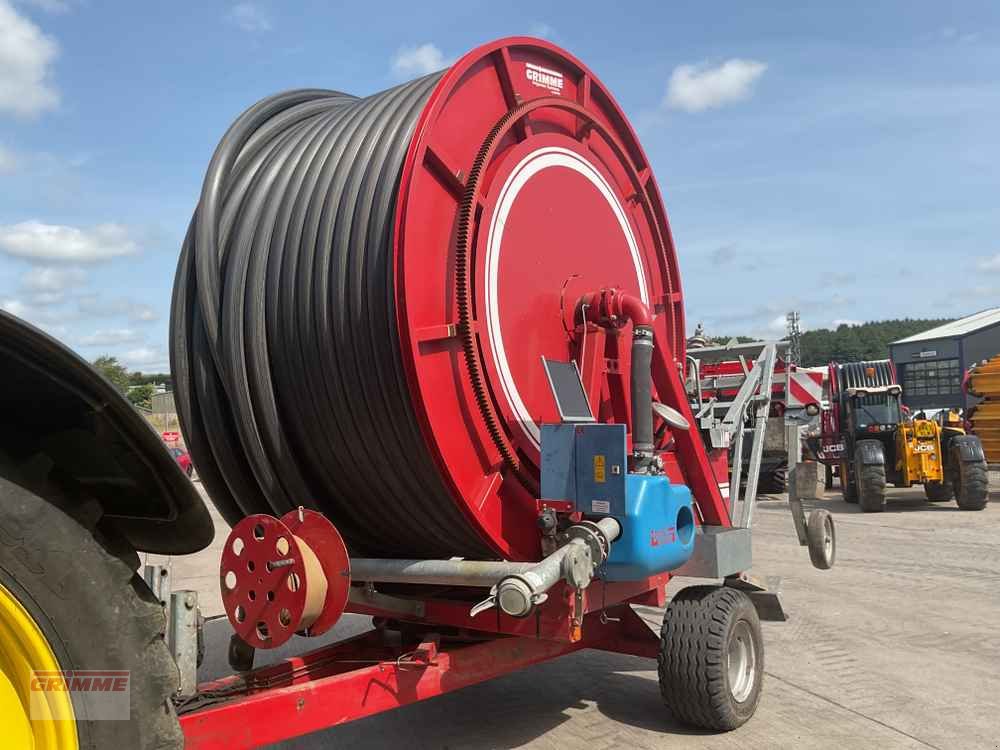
[576,288,653,329]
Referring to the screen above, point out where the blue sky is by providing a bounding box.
[1,0,998,371]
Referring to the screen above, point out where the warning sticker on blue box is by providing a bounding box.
[591,500,611,514]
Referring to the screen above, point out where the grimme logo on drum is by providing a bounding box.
[30,670,131,721]
[525,62,563,93]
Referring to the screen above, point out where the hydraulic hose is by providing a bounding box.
[170,78,494,559]
[576,289,656,467]
[630,326,655,463]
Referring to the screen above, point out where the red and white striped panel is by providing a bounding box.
[787,370,824,408]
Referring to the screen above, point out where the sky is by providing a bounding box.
[1,0,998,372]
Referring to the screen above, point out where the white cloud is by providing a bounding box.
[666,59,767,113]
[29,290,63,305]
[0,220,137,262]
[22,265,86,291]
[0,0,60,118]
[77,294,157,323]
[228,2,271,32]
[0,295,72,330]
[121,346,168,371]
[767,314,788,332]
[976,253,1000,272]
[0,143,16,172]
[391,43,450,78]
[80,328,142,346]
[0,296,30,318]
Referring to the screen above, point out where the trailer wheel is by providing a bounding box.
[658,586,763,731]
[806,509,836,569]
[0,474,182,749]
[923,480,954,502]
[855,441,886,513]
[840,461,858,503]
[951,442,989,511]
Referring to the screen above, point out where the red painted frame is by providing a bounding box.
[180,593,663,750]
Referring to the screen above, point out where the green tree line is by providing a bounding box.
[798,319,953,366]
[702,318,953,366]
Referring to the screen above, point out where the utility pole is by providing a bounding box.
[786,311,802,365]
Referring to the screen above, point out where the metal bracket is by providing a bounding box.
[169,590,201,698]
[350,585,427,619]
[725,573,787,622]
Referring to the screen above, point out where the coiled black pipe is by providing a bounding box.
[170,76,494,559]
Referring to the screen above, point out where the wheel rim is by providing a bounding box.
[727,620,757,703]
[823,516,834,560]
[0,581,78,749]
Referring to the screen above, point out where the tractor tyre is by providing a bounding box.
[951,441,989,511]
[658,586,763,731]
[757,468,787,494]
[840,461,858,504]
[923,480,954,502]
[855,441,886,513]
[0,473,182,749]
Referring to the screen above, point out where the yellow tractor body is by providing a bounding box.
[895,418,945,486]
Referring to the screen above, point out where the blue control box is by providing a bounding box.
[540,423,627,516]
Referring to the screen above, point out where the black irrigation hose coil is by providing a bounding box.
[171,76,494,559]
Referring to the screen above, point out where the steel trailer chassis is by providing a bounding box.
[177,577,676,749]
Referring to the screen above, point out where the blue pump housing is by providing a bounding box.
[603,474,696,581]
[539,422,696,582]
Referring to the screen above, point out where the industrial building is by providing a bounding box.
[889,307,1000,411]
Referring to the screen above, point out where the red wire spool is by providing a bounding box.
[172,37,683,563]
[220,511,350,649]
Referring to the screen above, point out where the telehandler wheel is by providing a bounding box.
[757,468,787,494]
[0,474,182,750]
[855,441,886,513]
[950,441,989,511]
[840,461,858,504]
[923,480,954,502]
[806,509,836,569]
[658,585,763,731]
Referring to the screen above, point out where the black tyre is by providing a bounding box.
[923,480,954,502]
[658,586,763,731]
[0,473,182,749]
[855,441,886,513]
[757,467,787,494]
[806,509,836,569]
[840,461,858,504]
[950,439,989,511]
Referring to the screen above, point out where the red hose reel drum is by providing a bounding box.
[394,38,684,560]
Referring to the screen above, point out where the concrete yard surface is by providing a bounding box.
[162,483,1000,749]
